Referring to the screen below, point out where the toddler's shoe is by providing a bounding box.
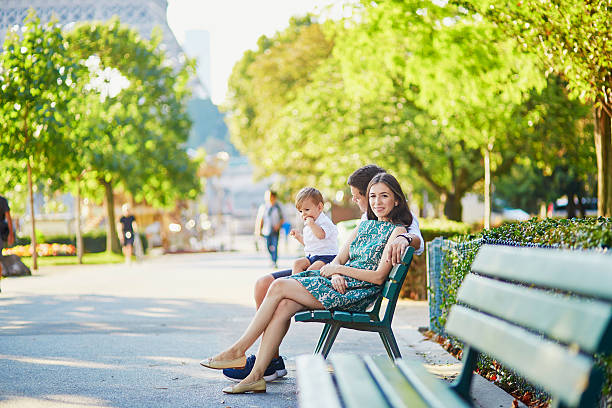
[223,355,286,382]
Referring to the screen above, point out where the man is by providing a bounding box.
[0,195,15,292]
[222,165,423,382]
[256,190,284,268]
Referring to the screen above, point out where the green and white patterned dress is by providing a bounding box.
[290,220,397,312]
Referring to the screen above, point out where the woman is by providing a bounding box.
[201,173,412,394]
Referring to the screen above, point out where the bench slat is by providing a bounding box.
[296,355,342,408]
[329,354,391,408]
[364,355,429,408]
[472,245,612,301]
[295,310,332,322]
[446,305,595,407]
[395,358,473,408]
[457,274,612,353]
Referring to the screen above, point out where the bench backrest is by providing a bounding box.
[370,247,415,323]
[446,245,612,408]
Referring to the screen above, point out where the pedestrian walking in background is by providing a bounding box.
[255,190,283,268]
[118,204,137,265]
[0,195,15,292]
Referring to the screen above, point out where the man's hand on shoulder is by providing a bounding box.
[387,234,411,265]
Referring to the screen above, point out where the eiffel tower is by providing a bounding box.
[0,0,183,60]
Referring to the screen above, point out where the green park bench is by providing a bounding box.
[296,244,612,408]
[294,247,415,359]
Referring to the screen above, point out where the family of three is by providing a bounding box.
[201,165,424,394]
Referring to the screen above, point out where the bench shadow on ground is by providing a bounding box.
[0,294,309,408]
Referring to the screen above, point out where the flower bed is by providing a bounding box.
[3,243,77,257]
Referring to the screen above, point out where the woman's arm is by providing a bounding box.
[321,226,406,285]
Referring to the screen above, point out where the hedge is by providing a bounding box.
[437,217,611,405]
[400,218,471,300]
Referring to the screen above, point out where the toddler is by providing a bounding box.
[289,187,338,274]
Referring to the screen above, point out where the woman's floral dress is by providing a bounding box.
[289,220,397,312]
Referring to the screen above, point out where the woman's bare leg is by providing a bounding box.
[241,298,305,385]
[210,279,323,362]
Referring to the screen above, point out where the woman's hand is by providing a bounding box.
[320,263,341,278]
[330,274,347,294]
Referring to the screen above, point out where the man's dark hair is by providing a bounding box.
[347,164,386,196]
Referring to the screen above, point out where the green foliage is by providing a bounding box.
[225,15,334,186]
[494,76,596,214]
[225,1,583,221]
[65,19,201,207]
[435,217,612,401]
[458,0,612,217]
[0,10,80,172]
[460,0,612,109]
[419,218,472,242]
[400,217,472,300]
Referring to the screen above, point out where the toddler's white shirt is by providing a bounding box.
[303,212,338,256]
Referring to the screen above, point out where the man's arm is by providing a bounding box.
[386,213,424,264]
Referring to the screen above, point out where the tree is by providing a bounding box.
[66,19,200,254]
[224,16,334,184]
[495,76,595,216]
[460,0,612,216]
[329,0,545,220]
[227,2,547,220]
[0,11,80,270]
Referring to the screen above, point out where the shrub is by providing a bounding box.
[400,218,471,300]
[437,217,611,405]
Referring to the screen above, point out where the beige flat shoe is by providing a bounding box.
[200,355,247,370]
[222,378,266,394]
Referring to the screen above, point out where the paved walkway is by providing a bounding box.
[0,247,519,407]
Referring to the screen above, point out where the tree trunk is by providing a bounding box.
[76,176,84,264]
[27,159,38,271]
[101,178,120,254]
[444,192,463,221]
[566,193,576,218]
[576,191,585,218]
[484,147,491,229]
[594,105,612,217]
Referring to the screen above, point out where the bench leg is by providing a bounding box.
[451,346,479,401]
[320,323,341,358]
[380,328,402,359]
[378,330,394,358]
[314,323,331,354]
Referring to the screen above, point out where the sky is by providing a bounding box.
[166,0,346,105]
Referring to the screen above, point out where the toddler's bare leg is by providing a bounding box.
[307,260,326,271]
[292,257,311,274]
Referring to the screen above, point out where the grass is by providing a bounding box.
[20,252,126,268]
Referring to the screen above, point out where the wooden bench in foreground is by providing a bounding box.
[297,245,612,408]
